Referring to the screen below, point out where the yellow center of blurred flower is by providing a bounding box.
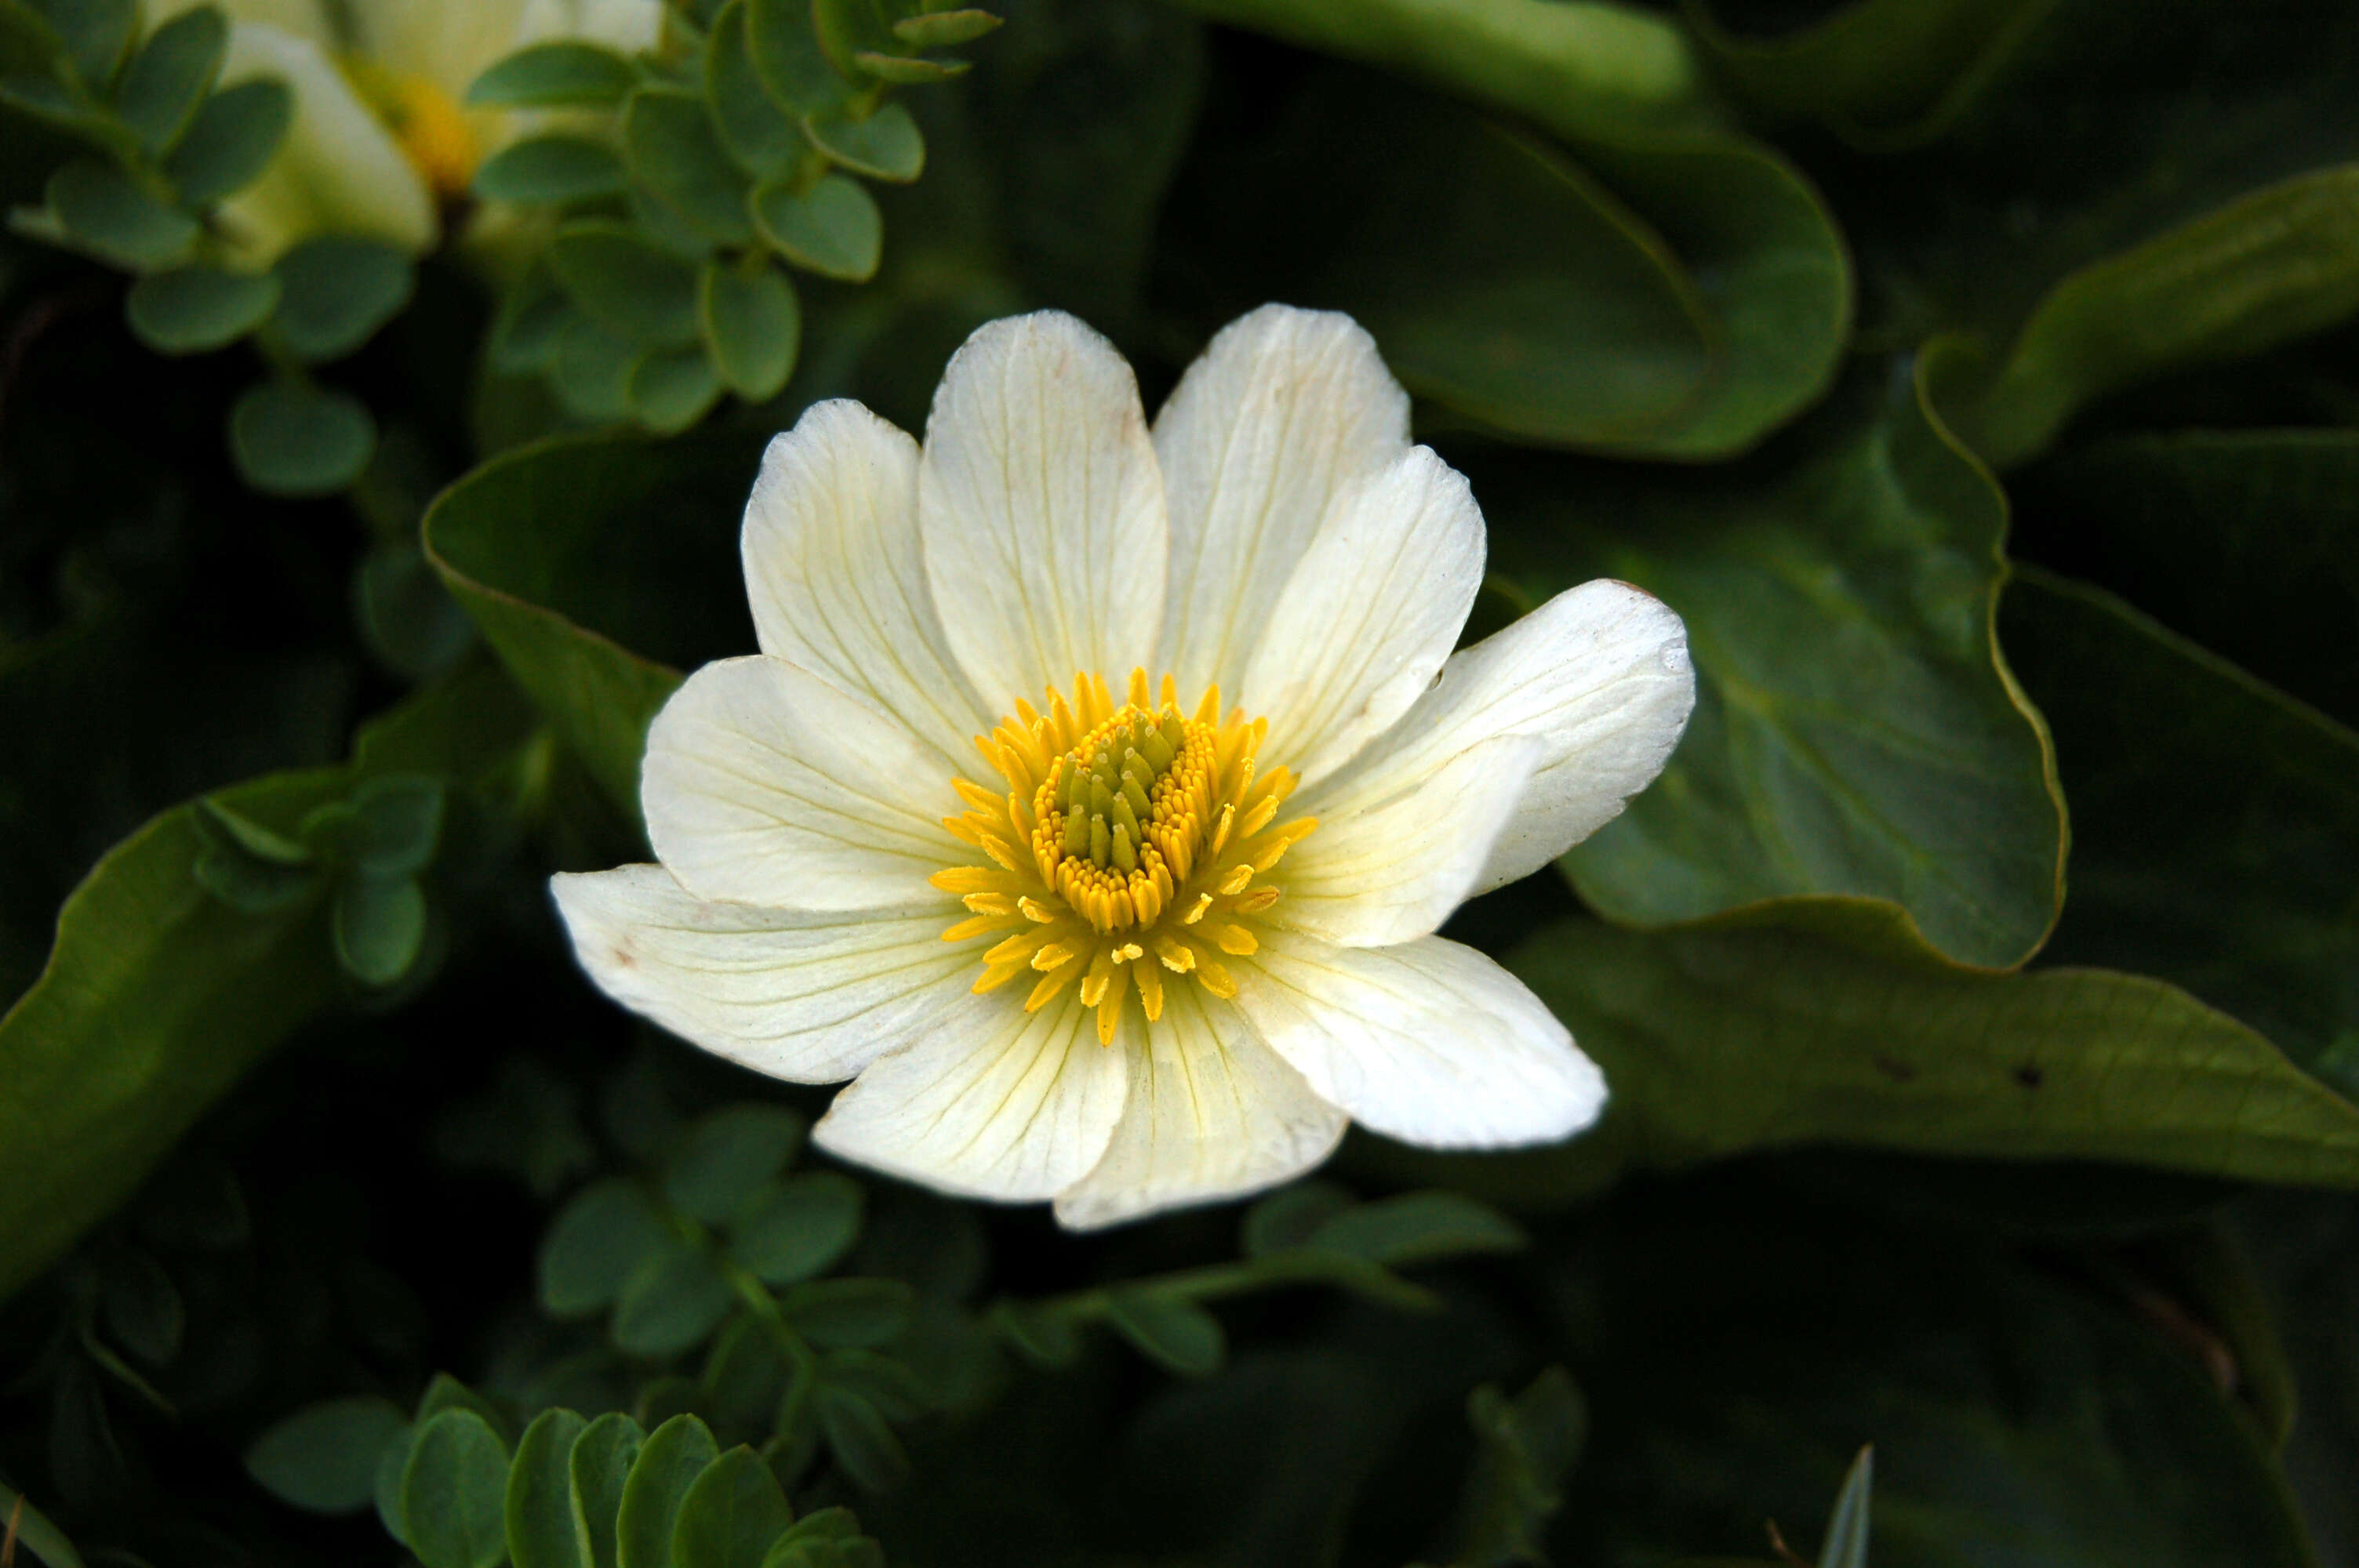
[369,67,482,200]
[932,670,1317,1045]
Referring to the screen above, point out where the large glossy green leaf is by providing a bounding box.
[2012,427,2359,725]
[1158,16,1847,459]
[0,661,535,1300]
[1942,165,2359,465]
[1165,0,1710,144]
[1478,365,2063,968]
[1561,1178,2315,1566]
[1686,0,2055,147]
[423,430,765,821]
[1503,898,2359,1194]
[2001,572,2359,1083]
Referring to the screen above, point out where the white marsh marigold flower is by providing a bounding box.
[553,307,1696,1228]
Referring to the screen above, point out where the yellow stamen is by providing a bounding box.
[934,670,1315,1040]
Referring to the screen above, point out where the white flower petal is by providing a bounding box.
[813,989,1129,1203]
[1277,735,1542,947]
[742,401,991,771]
[1314,579,1694,894]
[210,22,438,265]
[551,866,969,1082]
[1233,931,1605,1149]
[918,311,1167,714]
[1153,306,1410,701]
[1240,446,1485,788]
[1053,984,1348,1230]
[642,655,959,909]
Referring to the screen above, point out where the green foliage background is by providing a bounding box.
[2,0,2358,1563]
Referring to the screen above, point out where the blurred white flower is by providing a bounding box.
[149,0,663,263]
[554,306,1697,1228]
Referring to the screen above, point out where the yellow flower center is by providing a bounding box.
[352,62,482,201]
[932,670,1318,1045]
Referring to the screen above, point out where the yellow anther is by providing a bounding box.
[1216,924,1258,956]
[1018,895,1057,923]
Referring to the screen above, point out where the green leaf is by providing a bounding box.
[111,3,223,153]
[814,1385,908,1494]
[1304,1192,1526,1266]
[1161,0,1705,147]
[2012,428,2359,725]
[664,1104,807,1224]
[0,1480,89,1568]
[0,663,536,1299]
[892,9,1000,48]
[750,172,878,281]
[349,774,445,877]
[1688,0,2048,147]
[1574,1181,2313,1566]
[613,1239,736,1357]
[569,1413,647,1568]
[547,221,701,347]
[760,1508,876,1568]
[0,71,122,148]
[551,314,643,422]
[165,77,290,205]
[807,0,891,78]
[706,0,804,178]
[1104,1290,1225,1377]
[44,158,196,267]
[269,237,413,363]
[417,1372,512,1439]
[540,1176,671,1317]
[1817,1446,1873,1568]
[729,1171,863,1286]
[817,1349,935,1421]
[851,50,966,84]
[670,1446,794,1568]
[244,1396,409,1514]
[1441,1367,1585,1568]
[628,343,724,434]
[1946,164,2359,466]
[1241,1180,1354,1258]
[699,259,798,398]
[423,427,764,817]
[781,1277,914,1349]
[475,134,630,205]
[1505,897,2359,1191]
[125,263,277,353]
[491,263,578,376]
[403,1409,513,1568]
[802,101,921,183]
[2001,571,2359,1076]
[1499,365,2065,969]
[230,380,376,497]
[191,845,318,912]
[100,1245,183,1363]
[468,40,638,108]
[508,1408,593,1568]
[196,797,310,865]
[744,0,846,114]
[615,1414,721,1568]
[623,85,754,244]
[33,0,132,85]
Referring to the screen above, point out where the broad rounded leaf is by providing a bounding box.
[814,1385,908,1494]
[615,1414,720,1568]
[167,78,292,205]
[507,1407,592,1568]
[469,41,638,108]
[547,222,701,346]
[623,86,755,244]
[245,1396,409,1514]
[728,1171,862,1287]
[475,136,630,205]
[45,160,198,268]
[612,1240,736,1357]
[628,343,725,434]
[570,1413,647,1568]
[271,238,414,363]
[113,4,226,153]
[779,1278,914,1349]
[670,1446,794,1568]
[1304,1192,1526,1266]
[402,1409,512,1568]
[332,873,426,986]
[801,101,921,183]
[229,380,375,497]
[707,0,803,178]
[750,173,879,281]
[663,1104,806,1224]
[125,264,278,354]
[699,259,799,399]
[1104,1290,1225,1377]
[540,1176,670,1318]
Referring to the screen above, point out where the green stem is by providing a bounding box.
[1024,1250,1438,1328]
